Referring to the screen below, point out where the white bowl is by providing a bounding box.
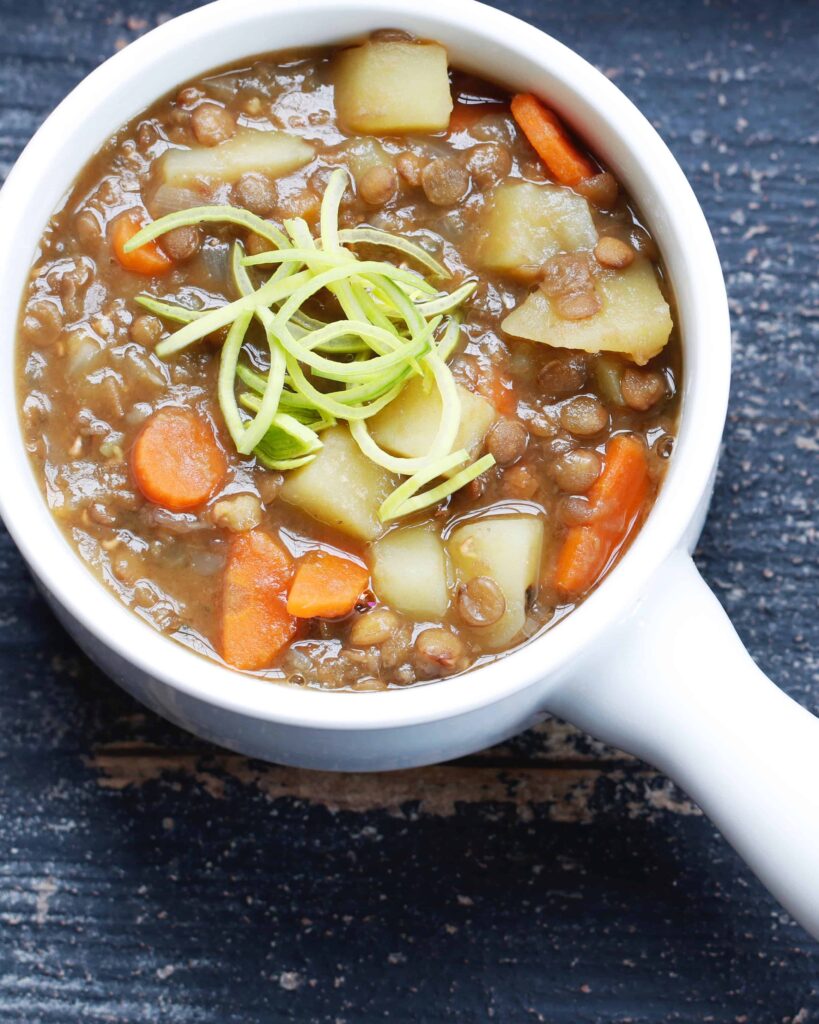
[1,0,817,936]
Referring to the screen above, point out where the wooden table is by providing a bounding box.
[1,0,817,1020]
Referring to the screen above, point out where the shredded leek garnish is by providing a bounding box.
[136,168,491,519]
[378,450,471,521]
[243,404,323,471]
[218,309,253,447]
[126,205,289,251]
[135,295,211,324]
[337,227,449,280]
[437,314,463,361]
[415,280,478,317]
[379,454,496,522]
[155,270,311,358]
[349,350,460,475]
[237,312,286,455]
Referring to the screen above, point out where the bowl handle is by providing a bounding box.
[547,551,819,938]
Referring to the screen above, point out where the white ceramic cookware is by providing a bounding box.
[1,0,817,937]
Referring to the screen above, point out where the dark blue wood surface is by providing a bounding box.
[1,1,817,1020]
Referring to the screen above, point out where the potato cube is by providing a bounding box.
[475,182,597,280]
[371,526,450,619]
[448,516,544,649]
[369,378,496,467]
[162,129,314,185]
[280,427,397,542]
[501,256,673,365]
[334,41,453,135]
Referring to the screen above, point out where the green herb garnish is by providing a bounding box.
[125,168,493,519]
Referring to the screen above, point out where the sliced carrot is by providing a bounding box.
[510,93,596,186]
[131,407,226,511]
[221,530,297,671]
[110,210,173,276]
[448,101,507,134]
[476,367,518,417]
[554,433,649,596]
[286,549,369,619]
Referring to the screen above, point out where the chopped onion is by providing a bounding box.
[148,184,207,219]
[149,508,212,533]
[188,549,227,576]
[199,240,230,284]
[65,329,102,377]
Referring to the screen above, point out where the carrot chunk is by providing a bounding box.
[554,433,649,596]
[221,531,297,671]
[131,407,227,511]
[286,549,370,619]
[510,93,596,186]
[110,210,173,276]
[476,366,518,417]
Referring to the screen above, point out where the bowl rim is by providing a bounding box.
[0,0,730,732]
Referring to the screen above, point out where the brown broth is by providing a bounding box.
[15,36,681,690]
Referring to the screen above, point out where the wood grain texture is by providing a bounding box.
[0,0,817,1020]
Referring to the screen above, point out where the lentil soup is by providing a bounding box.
[16,31,681,691]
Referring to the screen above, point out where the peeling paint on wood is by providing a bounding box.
[0,0,818,1021]
[85,743,701,821]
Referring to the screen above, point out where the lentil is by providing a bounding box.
[421,158,469,206]
[620,367,667,411]
[548,448,602,493]
[160,225,201,262]
[485,419,528,465]
[232,173,277,216]
[594,236,635,269]
[130,315,164,347]
[209,494,263,532]
[414,628,468,676]
[575,171,619,208]
[501,463,539,499]
[465,142,512,188]
[350,608,400,647]
[396,151,426,187]
[560,395,609,436]
[540,253,601,320]
[457,577,506,627]
[358,165,398,206]
[537,353,589,397]
[191,103,236,146]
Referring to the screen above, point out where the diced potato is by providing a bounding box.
[501,256,673,365]
[448,516,544,649]
[475,182,597,279]
[162,129,314,185]
[280,427,397,542]
[334,41,453,135]
[369,378,496,468]
[371,526,450,619]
